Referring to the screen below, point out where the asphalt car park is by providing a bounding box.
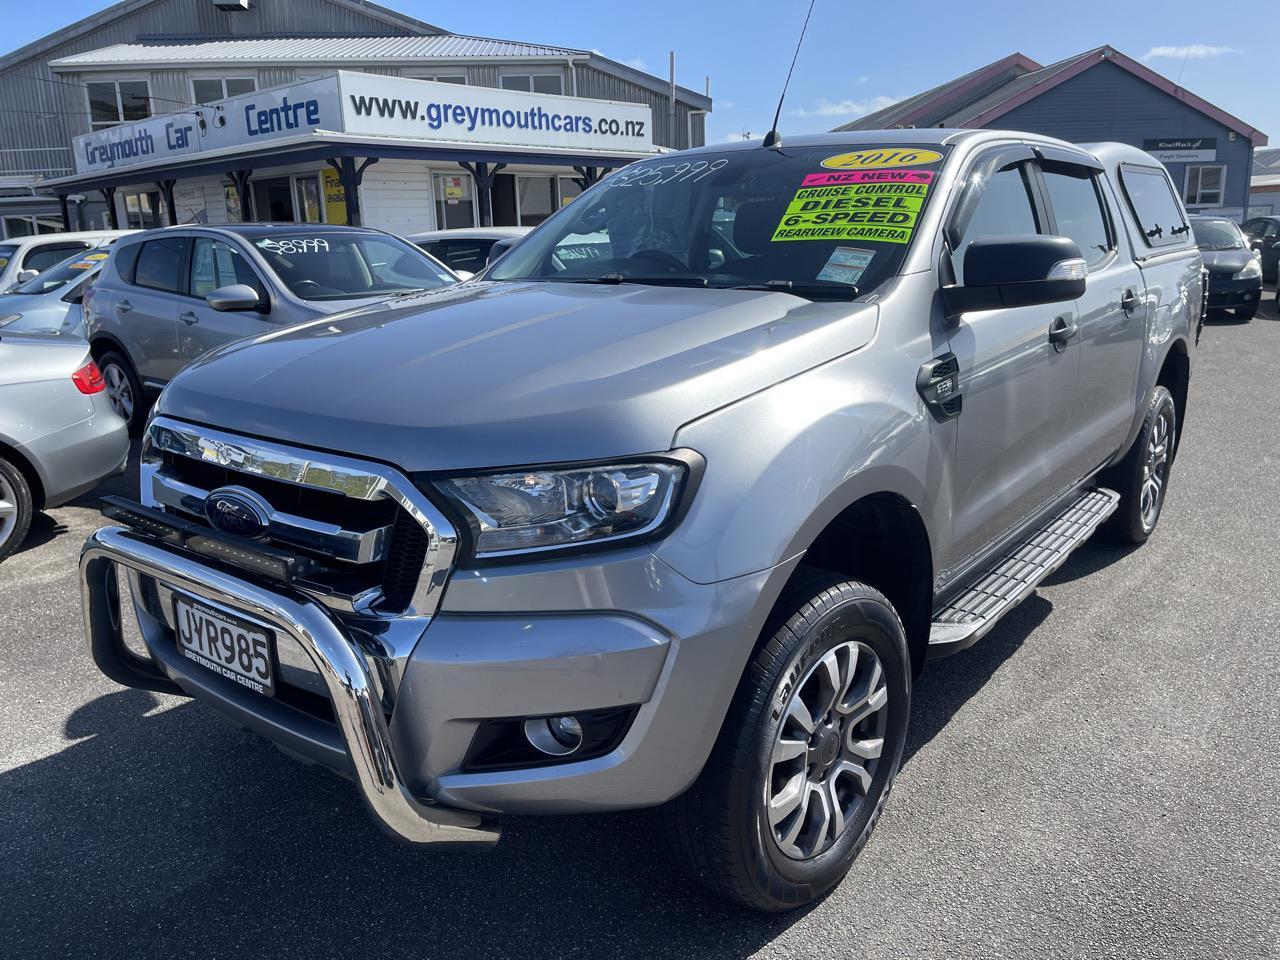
[1,288,1278,958]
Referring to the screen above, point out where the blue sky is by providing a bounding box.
[10,0,1279,145]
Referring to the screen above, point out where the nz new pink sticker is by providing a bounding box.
[801,169,936,187]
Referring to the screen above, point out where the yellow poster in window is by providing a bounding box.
[323,168,348,225]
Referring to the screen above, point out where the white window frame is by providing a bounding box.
[1,215,62,239]
[84,77,153,131]
[190,75,257,104]
[1183,164,1226,207]
[404,72,467,85]
[247,173,327,224]
[120,189,165,230]
[498,71,565,95]
[431,170,478,230]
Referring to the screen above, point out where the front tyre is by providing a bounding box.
[1101,385,1177,544]
[665,570,910,912]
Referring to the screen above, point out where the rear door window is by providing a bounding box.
[436,239,494,272]
[1041,166,1114,266]
[133,236,190,293]
[1119,166,1190,248]
[23,241,91,273]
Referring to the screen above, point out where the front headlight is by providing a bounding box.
[1237,258,1262,280]
[437,458,693,558]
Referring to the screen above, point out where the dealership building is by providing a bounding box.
[0,0,711,237]
[837,46,1268,221]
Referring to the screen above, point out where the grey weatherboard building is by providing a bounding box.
[0,0,711,235]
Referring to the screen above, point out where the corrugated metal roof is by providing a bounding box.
[49,33,587,68]
[835,54,1039,132]
[1254,147,1280,175]
[941,49,1099,126]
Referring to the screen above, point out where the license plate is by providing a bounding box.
[173,595,276,697]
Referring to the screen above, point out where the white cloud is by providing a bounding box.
[855,75,870,84]
[719,99,736,109]
[1142,44,1242,61]
[623,57,648,71]
[793,95,897,118]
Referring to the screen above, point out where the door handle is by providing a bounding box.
[1120,289,1138,315]
[179,311,199,326]
[117,300,132,314]
[1048,314,1078,350]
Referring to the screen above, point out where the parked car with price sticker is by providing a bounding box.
[82,130,1198,911]
[0,250,116,338]
[84,224,461,432]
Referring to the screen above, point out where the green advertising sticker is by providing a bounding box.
[772,180,931,244]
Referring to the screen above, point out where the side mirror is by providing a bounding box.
[15,269,39,284]
[487,237,519,266]
[206,283,263,312]
[942,235,1087,319]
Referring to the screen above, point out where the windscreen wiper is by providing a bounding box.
[726,279,860,300]
[568,274,710,288]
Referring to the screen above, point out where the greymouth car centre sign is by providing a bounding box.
[72,72,656,175]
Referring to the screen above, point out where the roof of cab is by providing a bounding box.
[672,128,1115,161]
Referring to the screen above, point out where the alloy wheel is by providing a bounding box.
[103,362,134,422]
[1140,406,1172,530]
[765,641,889,860]
[0,470,17,552]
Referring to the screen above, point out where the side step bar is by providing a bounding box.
[928,488,1119,658]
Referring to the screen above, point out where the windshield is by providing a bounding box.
[12,252,106,295]
[249,233,457,301]
[489,144,950,298]
[1190,219,1245,250]
[0,245,16,272]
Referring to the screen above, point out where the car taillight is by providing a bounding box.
[72,360,106,394]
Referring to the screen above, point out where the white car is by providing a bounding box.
[407,227,533,276]
[0,230,135,292]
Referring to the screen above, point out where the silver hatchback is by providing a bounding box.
[86,224,458,431]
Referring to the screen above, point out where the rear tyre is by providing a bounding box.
[664,569,911,912]
[1100,385,1177,545]
[98,351,146,435]
[0,455,34,564]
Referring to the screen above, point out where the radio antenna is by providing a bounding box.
[762,0,817,149]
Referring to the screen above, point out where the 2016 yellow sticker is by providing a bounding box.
[820,148,943,170]
[772,180,930,244]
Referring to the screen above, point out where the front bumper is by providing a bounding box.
[1206,275,1262,311]
[81,521,792,830]
[80,524,499,848]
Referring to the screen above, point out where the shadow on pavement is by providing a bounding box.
[902,593,1051,768]
[11,513,68,556]
[1,688,803,960]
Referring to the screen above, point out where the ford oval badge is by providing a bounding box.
[204,487,271,539]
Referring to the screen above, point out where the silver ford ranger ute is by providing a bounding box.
[81,131,1199,912]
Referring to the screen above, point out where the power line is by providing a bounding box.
[12,71,198,110]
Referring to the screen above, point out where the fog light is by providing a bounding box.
[523,715,584,756]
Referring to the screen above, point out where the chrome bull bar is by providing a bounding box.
[80,524,499,849]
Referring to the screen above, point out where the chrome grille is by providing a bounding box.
[140,417,456,620]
